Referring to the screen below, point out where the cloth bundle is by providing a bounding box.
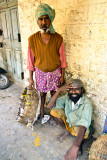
[89,134,107,160]
[17,87,40,125]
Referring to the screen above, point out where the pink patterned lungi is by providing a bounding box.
[35,67,61,93]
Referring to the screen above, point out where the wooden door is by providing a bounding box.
[0,0,23,83]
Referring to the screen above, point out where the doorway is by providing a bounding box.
[0,0,23,83]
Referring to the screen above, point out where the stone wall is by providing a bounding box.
[18,0,107,136]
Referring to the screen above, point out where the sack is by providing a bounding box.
[17,87,40,124]
[103,115,107,134]
[89,134,107,160]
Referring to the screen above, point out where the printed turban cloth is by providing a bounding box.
[35,3,55,34]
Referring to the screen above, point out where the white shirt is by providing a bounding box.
[72,98,81,110]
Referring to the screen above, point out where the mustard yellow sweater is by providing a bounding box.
[28,31,63,72]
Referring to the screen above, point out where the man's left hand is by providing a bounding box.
[59,76,64,87]
[64,144,79,160]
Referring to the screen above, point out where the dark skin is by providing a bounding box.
[47,84,86,160]
[29,14,65,118]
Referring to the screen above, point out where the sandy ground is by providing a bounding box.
[0,81,92,160]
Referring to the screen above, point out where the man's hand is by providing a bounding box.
[59,68,65,87]
[64,126,86,160]
[58,76,64,87]
[47,83,71,109]
[29,70,34,89]
[58,83,71,92]
[29,79,34,89]
[64,144,79,160]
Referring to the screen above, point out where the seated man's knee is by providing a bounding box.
[50,109,65,119]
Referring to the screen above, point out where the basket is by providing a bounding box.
[89,134,107,160]
[17,87,40,124]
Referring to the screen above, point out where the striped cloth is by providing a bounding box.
[35,3,55,34]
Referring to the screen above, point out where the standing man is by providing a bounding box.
[47,79,92,160]
[27,3,67,121]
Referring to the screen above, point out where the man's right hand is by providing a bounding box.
[47,83,72,109]
[58,83,72,92]
[29,79,34,89]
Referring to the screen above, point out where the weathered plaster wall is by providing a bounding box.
[18,0,107,136]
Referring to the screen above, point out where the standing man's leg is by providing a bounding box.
[50,90,57,124]
[40,92,47,118]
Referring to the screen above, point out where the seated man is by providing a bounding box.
[47,79,92,160]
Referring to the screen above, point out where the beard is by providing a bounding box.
[68,93,82,103]
[40,24,50,33]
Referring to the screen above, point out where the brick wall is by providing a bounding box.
[18,0,107,136]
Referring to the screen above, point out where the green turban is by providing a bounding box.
[35,3,55,34]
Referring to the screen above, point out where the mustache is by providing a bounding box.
[41,24,48,29]
[70,93,80,96]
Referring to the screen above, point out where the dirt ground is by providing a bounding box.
[0,81,93,160]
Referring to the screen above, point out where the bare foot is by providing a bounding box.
[57,130,70,143]
[49,119,57,127]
